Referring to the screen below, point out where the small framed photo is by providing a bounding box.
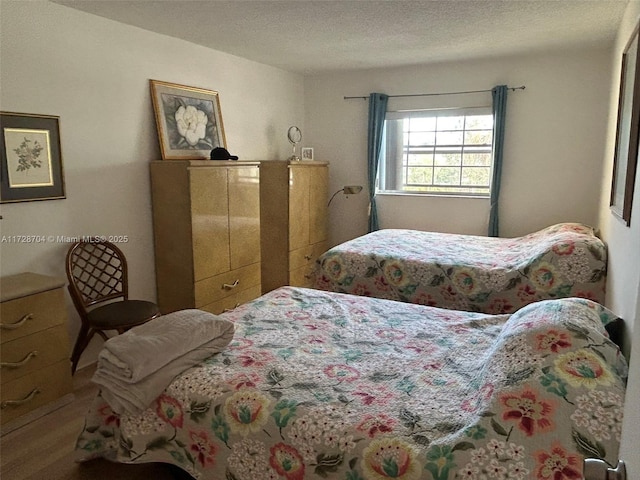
[301,147,314,161]
[150,80,227,160]
[1,112,66,203]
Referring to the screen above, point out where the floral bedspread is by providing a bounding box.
[75,287,626,480]
[313,223,607,314]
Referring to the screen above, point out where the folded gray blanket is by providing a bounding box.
[97,309,234,382]
[92,309,235,415]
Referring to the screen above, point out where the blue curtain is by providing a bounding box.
[367,93,389,232]
[488,85,508,237]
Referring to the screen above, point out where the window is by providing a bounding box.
[378,107,494,196]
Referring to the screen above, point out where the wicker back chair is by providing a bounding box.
[66,240,160,374]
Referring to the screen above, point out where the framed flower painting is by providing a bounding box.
[0,112,66,203]
[150,80,227,160]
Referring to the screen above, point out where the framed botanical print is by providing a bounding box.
[0,112,66,203]
[611,21,640,225]
[150,80,227,160]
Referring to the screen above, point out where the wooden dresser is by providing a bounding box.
[1,272,73,434]
[150,160,262,314]
[260,160,329,293]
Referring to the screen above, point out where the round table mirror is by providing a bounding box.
[287,126,302,161]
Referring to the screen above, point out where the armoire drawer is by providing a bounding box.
[194,262,261,307]
[0,289,66,344]
[200,284,262,315]
[289,241,328,271]
[290,264,315,288]
[1,325,70,385]
[1,360,73,425]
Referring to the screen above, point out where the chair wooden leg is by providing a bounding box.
[96,330,109,341]
[70,325,95,375]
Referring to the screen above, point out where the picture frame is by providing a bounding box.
[150,80,227,160]
[1,112,65,203]
[301,147,314,161]
[611,21,640,225]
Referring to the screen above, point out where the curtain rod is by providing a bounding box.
[343,85,525,100]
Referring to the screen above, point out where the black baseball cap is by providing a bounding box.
[210,147,238,160]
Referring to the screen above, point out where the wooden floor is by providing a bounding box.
[0,365,189,480]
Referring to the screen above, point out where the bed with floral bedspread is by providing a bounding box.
[75,287,626,480]
[312,223,607,314]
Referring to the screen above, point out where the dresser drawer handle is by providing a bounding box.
[304,274,312,279]
[1,388,40,409]
[1,350,38,369]
[0,313,34,330]
[222,280,240,290]
[304,255,313,260]
[223,303,241,313]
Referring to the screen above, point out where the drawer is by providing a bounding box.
[290,263,315,288]
[1,360,73,425]
[195,263,260,307]
[289,241,328,271]
[200,285,262,315]
[0,289,66,344]
[1,325,70,385]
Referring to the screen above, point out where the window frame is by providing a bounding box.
[377,106,494,198]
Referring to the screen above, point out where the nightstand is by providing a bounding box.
[1,272,73,434]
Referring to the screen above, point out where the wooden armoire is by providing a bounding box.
[259,160,329,293]
[150,160,261,314]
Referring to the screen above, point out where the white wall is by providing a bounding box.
[305,50,611,246]
[599,1,640,346]
[598,1,640,474]
[0,1,304,368]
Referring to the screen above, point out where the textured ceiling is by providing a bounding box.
[54,0,629,74]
